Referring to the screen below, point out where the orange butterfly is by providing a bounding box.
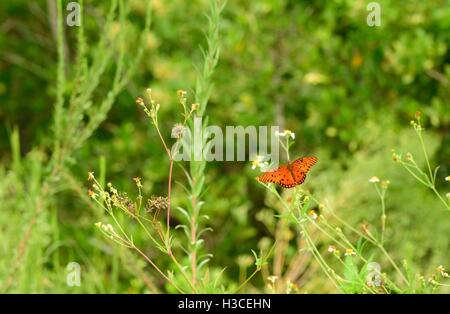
[257,156,318,188]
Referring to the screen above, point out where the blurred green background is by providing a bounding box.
[0,0,449,293]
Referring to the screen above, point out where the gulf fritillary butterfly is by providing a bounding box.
[257,156,318,188]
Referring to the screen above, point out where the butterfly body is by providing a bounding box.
[257,156,317,188]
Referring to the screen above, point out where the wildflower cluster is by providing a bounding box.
[392,112,450,211]
[87,172,168,223]
[251,155,270,171]
[95,222,131,248]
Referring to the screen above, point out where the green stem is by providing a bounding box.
[133,245,184,294]
[377,245,408,285]
[417,131,434,184]
[401,162,429,186]
[374,184,386,245]
[300,225,342,291]
[235,267,261,293]
[430,186,450,211]
[169,252,199,294]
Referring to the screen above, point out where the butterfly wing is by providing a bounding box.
[291,156,318,185]
[257,165,297,188]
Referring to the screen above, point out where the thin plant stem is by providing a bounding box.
[374,184,386,245]
[307,195,409,288]
[168,251,199,293]
[417,130,434,183]
[235,267,261,293]
[132,245,184,294]
[401,162,429,186]
[334,256,378,294]
[377,245,409,285]
[300,225,342,292]
[166,159,174,241]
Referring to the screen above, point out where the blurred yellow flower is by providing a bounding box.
[351,52,363,69]
[344,248,356,256]
[303,71,328,85]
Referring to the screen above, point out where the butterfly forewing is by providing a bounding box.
[293,156,318,172]
[290,156,317,186]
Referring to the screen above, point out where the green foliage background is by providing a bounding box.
[0,0,449,293]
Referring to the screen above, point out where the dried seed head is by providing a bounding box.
[133,177,143,188]
[177,89,187,98]
[392,152,401,162]
[88,189,97,199]
[171,123,186,139]
[146,196,168,213]
[381,180,390,189]
[126,202,136,215]
[405,152,413,161]
[191,103,199,111]
[136,97,145,106]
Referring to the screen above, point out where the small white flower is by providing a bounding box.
[101,191,109,200]
[437,265,449,277]
[368,176,380,183]
[308,210,318,220]
[102,224,114,233]
[275,130,295,140]
[446,193,450,199]
[328,245,336,253]
[445,176,450,182]
[251,155,269,170]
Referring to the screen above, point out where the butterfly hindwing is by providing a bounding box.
[257,165,296,188]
